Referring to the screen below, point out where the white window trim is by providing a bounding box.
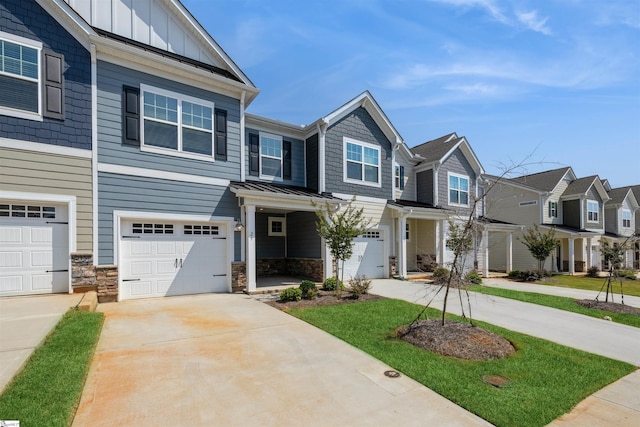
[343,137,381,188]
[259,131,283,182]
[405,221,411,241]
[549,201,558,218]
[268,216,286,236]
[139,84,215,162]
[587,199,599,223]
[0,31,43,121]
[394,163,400,189]
[447,172,470,207]
[622,209,632,228]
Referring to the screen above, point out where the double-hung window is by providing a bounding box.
[344,138,380,186]
[622,210,631,228]
[448,173,469,206]
[0,33,41,120]
[141,85,214,159]
[587,200,599,222]
[548,201,558,218]
[260,132,283,180]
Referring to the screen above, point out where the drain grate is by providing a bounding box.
[384,370,401,378]
[482,374,510,388]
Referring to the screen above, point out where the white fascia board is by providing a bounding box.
[93,39,259,104]
[0,137,91,159]
[245,113,307,139]
[169,0,255,89]
[440,139,485,176]
[414,161,439,174]
[98,163,230,188]
[232,191,339,210]
[36,0,95,51]
[332,193,388,205]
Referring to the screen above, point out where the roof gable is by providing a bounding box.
[607,187,639,209]
[562,175,609,202]
[510,167,574,192]
[63,0,254,88]
[410,133,484,176]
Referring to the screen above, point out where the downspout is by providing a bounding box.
[317,119,328,193]
[240,90,246,182]
[391,140,401,202]
[91,43,98,264]
[433,163,440,206]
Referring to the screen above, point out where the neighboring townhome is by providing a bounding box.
[483,167,610,274]
[1,0,94,296]
[63,0,259,301]
[604,186,639,269]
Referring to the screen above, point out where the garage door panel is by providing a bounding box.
[343,231,385,280]
[157,241,177,254]
[0,252,22,268]
[130,280,152,296]
[32,274,53,290]
[157,260,176,274]
[130,241,152,256]
[0,275,22,292]
[0,227,21,243]
[131,261,152,276]
[32,251,52,267]
[31,227,52,243]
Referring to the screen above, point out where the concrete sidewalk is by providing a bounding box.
[482,277,640,308]
[0,293,83,393]
[370,279,640,427]
[72,293,489,427]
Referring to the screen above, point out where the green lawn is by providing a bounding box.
[0,310,104,427]
[288,299,634,427]
[470,285,640,328]
[536,274,640,297]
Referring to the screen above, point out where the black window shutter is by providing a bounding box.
[399,166,405,190]
[42,51,64,120]
[249,133,259,176]
[214,109,227,160]
[283,140,292,180]
[122,86,140,146]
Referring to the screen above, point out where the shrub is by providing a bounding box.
[615,270,637,280]
[464,270,482,285]
[507,270,521,279]
[586,266,600,278]
[280,287,302,302]
[516,270,542,282]
[432,267,450,284]
[323,277,345,291]
[349,275,371,298]
[299,280,318,299]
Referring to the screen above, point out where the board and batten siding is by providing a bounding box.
[1,147,92,252]
[97,172,240,264]
[416,170,434,205]
[562,200,581,229]
[305,133,319,192]
[438,149,477,216]
[287,211,321,258]
[255,213,285,258]
[324,107,393,199]
[96,61,241,181]
[244,128,306,187]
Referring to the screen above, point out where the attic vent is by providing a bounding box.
[519,200,538,207]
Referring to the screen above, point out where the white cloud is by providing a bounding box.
[516,10,552,35]
[426,0,509,24]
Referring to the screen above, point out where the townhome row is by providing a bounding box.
[1,0,637,302]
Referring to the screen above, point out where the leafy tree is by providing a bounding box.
[313,200,369,296]
[519,225,559,275]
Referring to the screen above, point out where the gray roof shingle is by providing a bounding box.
[607,187,632,205]
[410,132,460,163]
[510,167,571,192]
[562,175,598,197]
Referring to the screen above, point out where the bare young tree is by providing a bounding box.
[598,234,638,304]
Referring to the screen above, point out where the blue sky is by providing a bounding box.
[183,0,640,187]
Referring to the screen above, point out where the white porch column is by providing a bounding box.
[506,232,513,273]
[569,237,575,275]
[482,228,489,277]
[240,205,246,262]
[438,219,446,266]
[322,211,333,280]
[586,237,592,270]
[398,216,407,277]
[245,204,256,292]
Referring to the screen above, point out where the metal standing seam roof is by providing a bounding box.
[229,181,342,200]
[410,133,460,164]
[386,199,445,210]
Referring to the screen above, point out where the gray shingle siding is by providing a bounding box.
[287,211,321,258]
[438,148,477,215]
[0,1,91,149]
[306,133,319,192]
[97,172,240,264]
[563,200,581,228]
[244,127,305,187]
[97,61,241,180]
[416,170,433,205]
[324,107,393,199]
[584,187,604,229]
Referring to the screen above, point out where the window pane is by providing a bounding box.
[144,120,177,149]
[262,157,282,177]
[183,101,212,131]
[364,164,378,183]
[364,147,378,166]
[182,128,212,155]
[450,189,459,204]
[0,75,38,112]
[460,192,468,205]
[346,143,362,162]
[261,137,281,158]
[144,92,178,123]
[347,161,362,180]
[449,176,459,190]
[460,178,469,191]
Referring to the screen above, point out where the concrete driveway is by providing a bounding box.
[0,293,83,392]
[72,293,489,427]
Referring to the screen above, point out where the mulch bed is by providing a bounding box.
[575,299,640,315]
[397,319,516,360]
[265,289,384,311]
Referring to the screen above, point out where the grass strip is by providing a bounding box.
[536,275,640,297]
[470,285,640,328]
[0,310,104,427]
[288,299,634,427]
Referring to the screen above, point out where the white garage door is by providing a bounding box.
[342,230,385,280]
[0,202,69,296]
[119,220,228,300]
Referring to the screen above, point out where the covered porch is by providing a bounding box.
[479,217,524,277]
[543,225,599,275]
[230,182,341,293]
